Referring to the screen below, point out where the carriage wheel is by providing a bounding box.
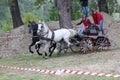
[79,38,94,54]
[70,39,81,53]
[95,37,111,51]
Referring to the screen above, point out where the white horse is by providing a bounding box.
[36,21,76,58]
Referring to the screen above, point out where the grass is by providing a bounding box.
[0,53,120,80]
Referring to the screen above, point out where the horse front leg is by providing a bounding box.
[49,43,56,57]
[43,43,50,59]
[29,42,35,54]
[36,44,42,56]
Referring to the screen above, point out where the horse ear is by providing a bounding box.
[42,21,45,24]
[39,20,41,23]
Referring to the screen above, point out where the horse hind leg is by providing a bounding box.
[57,41,65,56]
[49,43,56,57]
[64,38,71,48]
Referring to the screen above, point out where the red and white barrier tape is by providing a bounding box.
[59,69,120,78]
[0,65,56,75]
[0,34,27,39]
[0,65,120,78]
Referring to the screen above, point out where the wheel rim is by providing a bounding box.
[79,38,94,54]
[96,37,110,51]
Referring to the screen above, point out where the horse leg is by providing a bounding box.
[29,42,35,54]
[57,42,64,56]
[49,43,56,57]
[43,42,50,59]
[36,44,42,56]
[64,38,71,48]
[57,48,62,56]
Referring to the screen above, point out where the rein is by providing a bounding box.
[40,30,49,37]
[39,31,55,42]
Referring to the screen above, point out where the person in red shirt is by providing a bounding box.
[76,16,91,35]
[91,9,105,35]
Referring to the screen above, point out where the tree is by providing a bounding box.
[107,0,119,15]
[98,0,109,13]
[9,0,23,28]
[54,0,73,28]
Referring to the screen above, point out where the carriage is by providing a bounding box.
[69,25,111,54]
[28,21,111,58]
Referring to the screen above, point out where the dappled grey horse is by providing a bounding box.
[36,21,76,58]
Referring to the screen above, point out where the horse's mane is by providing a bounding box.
[42,21,50,30]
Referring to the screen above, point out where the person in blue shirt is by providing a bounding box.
[80,0,89,17]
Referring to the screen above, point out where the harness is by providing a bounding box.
[39,30,55,44]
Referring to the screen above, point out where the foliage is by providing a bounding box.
[22,12,41,24]
[1,20,13,31]
[47,3,59,21]
[0,11,13,31]
[0,0,120,31]
[107,0,120,14]
[0,1,9,29]
[89,0,120,15]
[71,1,83,20]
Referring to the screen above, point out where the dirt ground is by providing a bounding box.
[0,13,120,75]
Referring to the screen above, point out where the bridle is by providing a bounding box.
[38,24,55,42]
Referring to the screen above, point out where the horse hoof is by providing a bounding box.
[49,54,52,57]
[64,49,67,53]
[45,57,48,59]
[43,56,48,59]
[57,54,61,57]
[30,51,34,54]
[38,53,42,56]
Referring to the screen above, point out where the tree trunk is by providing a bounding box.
[10,0,23,28]
[54,0,73,28]
[98,0,109,13]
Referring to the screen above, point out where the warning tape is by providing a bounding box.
[0,35,21,39]
[0,34,29,39]
[0,65,57,75]
[59,69,120,78]
[0,65,120,78]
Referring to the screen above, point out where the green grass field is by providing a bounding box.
[0,54,120,80]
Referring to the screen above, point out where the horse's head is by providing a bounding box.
[28,21,38,33]
[37,21,49,36]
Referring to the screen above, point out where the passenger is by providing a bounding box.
[91,9,105,35]
[76,16,91,35]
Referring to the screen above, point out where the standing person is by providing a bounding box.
[91,9,105,35]
[76,16,91,35]
[80,0,88,17]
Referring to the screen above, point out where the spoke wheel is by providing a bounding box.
[79,38,94,54]
[95,37,111,51]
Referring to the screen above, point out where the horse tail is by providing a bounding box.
[68,29,76,37]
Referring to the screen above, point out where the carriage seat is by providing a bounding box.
[83,25,100,36]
